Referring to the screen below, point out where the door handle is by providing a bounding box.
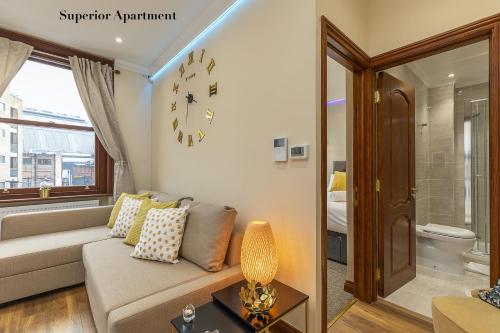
[411,187,417,198]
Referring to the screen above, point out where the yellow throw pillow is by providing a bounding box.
[107,192,152,228]
[330,171,347,191]
[123,198,178,246]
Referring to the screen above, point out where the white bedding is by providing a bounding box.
[327,201,347,234]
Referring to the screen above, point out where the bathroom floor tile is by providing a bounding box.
[383,265,490,318]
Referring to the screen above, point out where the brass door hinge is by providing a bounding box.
[376,179,381,192]
[374,90,381,104]
[376,268,382,281]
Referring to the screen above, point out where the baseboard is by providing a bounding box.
[344,280,354,294]
[375,299,434,331]
[272,320,301,333]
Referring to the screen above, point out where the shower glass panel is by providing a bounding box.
[464,98,489,255]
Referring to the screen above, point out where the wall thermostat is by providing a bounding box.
[273,137,288,162]
[290,144,309,160]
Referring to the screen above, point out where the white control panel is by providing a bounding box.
[290,144,309,160]
[273,137,288,162]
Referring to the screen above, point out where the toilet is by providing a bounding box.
[416,223,476,275]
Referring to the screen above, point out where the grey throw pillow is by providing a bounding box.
[180,202,237,271]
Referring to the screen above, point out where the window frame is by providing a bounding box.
[0,27,114,201]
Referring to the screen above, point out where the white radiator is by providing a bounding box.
[0,200,100,221]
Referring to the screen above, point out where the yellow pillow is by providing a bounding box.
[330,171,347,191]
[123,198,178,246]
[107,192,152,228]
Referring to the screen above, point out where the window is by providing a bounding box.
[0,49,112,199]
[0,102,5,112]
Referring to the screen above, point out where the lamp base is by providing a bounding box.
[239,280,277,314]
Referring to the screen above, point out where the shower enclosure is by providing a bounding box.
[464,97,490,255]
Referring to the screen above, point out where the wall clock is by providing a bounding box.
[170,48,217,147]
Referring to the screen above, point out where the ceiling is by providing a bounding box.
[0,0,218,70]
[406,40,489,88]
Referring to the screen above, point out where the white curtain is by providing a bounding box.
[0,37,33,96]
[69,56,135,199]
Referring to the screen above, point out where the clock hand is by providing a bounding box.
[186,102,189,125]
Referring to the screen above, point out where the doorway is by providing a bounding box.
[321,13,500,333]
[375,40,492,317]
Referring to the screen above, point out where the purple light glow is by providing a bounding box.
[327,98,346,106]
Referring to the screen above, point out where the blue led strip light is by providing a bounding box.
[150,0,246,81]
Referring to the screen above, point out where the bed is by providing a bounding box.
[327,161,348,264]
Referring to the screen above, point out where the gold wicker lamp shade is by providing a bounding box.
[239,220,278,313]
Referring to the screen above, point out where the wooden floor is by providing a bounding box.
[329,299,435,333]
[0,285,96,333]
[0,285,434,333]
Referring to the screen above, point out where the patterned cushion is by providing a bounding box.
[107,192,151,228]
[131,206,189,263]
[123,198,178,246]
[109,197,144,237]
[479,279,500,308]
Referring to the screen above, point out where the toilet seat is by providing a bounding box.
[422,223,476,239]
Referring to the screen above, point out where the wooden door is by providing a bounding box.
[377,72,416,297]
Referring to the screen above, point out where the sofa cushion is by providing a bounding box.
[82,238,211,321]
[432,296,500,333]
[0,226,110,278]
[180,202,237,272]
[137,190,193,206]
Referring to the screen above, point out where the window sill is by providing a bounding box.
[0,193,113,207]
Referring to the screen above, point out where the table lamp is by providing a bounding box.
[239,220,278,313]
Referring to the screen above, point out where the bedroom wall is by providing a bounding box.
[151,0,318,331]
[114,68,152,191]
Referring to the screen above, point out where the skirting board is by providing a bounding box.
[344,280,354,294]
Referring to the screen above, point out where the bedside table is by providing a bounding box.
[170,302,253,333]
[170,280,309,333]
[212,279,309,333]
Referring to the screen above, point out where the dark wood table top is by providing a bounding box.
[171,302,253,333]
[211,279,309,332]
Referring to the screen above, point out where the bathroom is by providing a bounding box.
[381,40,491,317]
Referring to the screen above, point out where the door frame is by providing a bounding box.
[371,13,500,289]
[321,12,500,332]
[320,16,376,333]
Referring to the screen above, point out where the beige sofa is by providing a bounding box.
[432,291,500,333]
[0,192,244,333]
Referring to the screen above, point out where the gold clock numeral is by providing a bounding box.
[172,118,178,131]
[188,135,194,147]
[173,82,179,94]
[197,129,206,142]
[179,64,185,78]
[206,109,214,124]
[206,58,215,75]
[188,51,194,65]
[209,82,218,97]
[177,130,183,143]
[199,49,205,63]
[171,101,176,112]
[185,73,196,81]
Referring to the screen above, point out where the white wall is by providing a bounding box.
[151,0,318,331]
[114,68,152,191]
[367,0,500,55]
[318,0,369,51]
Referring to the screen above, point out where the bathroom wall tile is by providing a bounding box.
[429,213,454,226]
[429,164,455,181]
[429,179,454,197]
[429,196,455,215]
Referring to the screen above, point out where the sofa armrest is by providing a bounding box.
[107,265,243,333]
[1,205,113,240]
